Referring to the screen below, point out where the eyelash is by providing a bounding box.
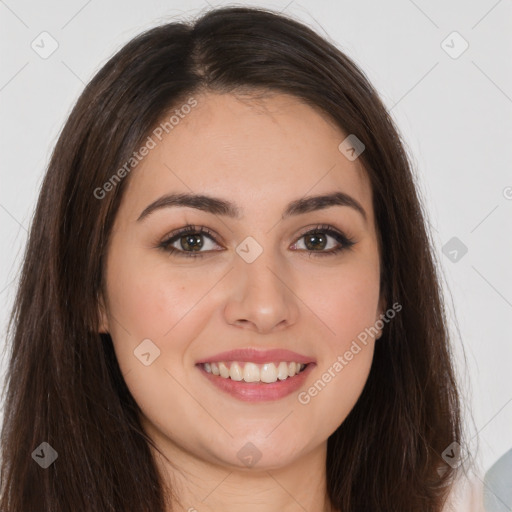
[157,224,356,259]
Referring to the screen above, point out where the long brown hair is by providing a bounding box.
[1,6,463,511]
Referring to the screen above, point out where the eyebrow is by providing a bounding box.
[136,191,367,223]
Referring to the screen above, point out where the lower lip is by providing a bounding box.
[197,363,315,402]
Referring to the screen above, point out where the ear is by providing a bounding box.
[97,292,110,334]
[378,294,387,317]
[375,294,387,340]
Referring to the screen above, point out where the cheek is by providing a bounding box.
[296,258,379,423]
[333,281,380,345]
[105,246,199,338]
[306,258,381,352]
[103,249,214,437]
[303,342,374,435]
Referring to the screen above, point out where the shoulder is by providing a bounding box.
[442,473,485,512]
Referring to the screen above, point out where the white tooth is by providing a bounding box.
[219,362,230,378]
[260,363,278,383]
[209,361,304,381]
[229,362,243,381]
[277,361,289,380]
[243,362,260,382]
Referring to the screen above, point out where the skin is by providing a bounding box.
[99,91,385,512]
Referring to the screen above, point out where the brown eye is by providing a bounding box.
[178,233,204,252]
[292,225,356,256]
[303,232,328,251]
[158,225,222,258]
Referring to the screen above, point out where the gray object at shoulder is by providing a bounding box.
[484,448,512,512]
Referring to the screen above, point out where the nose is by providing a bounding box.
[223,246,300,334]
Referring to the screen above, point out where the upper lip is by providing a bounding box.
[196,348,315,365]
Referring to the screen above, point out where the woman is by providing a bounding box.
[0,6,469,511]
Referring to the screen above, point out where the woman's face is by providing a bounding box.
[100,91,385,471]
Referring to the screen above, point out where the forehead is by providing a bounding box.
[118,91,374,224]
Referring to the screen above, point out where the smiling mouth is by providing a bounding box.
[200,361,308,383]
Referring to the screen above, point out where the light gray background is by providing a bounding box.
[1,0,511,493]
